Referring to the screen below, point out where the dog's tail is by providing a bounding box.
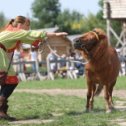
[94,84,103,96]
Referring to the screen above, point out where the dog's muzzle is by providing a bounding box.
[73,38,83,50]
[74,38,97,50]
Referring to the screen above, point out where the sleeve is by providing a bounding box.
[0,30,47,45]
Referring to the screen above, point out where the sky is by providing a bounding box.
[0,0,100,19]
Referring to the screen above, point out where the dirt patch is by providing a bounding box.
[15,89,87,97]
[111,119,126,126]
[111,100,126,126]
[15,89,126,99]
[10,119,54,125]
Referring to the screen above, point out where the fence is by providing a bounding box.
[13,57,126,81]
[12,58,85,81]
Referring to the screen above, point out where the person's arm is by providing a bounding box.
[0,30,68,45]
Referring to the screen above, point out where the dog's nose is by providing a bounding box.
[73,38,78,47]
[73,38,80,45]
[73,38,78,42]
[73,38,80,48]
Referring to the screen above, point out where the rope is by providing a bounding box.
[39,40,89,65]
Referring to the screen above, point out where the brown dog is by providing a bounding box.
[74,28,120,113]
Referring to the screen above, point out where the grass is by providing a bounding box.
[0,76,126,126]
[17,76,87,89]
[115,76,126,89]
[1,93,126,126]
[17,76,126,89]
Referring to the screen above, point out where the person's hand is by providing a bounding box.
[55,32,68,36]
[47,32,68,37]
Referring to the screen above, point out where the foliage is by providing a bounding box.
[0,12,6,28]
[31,0,61,28]
[81,13,105,33]
[30,0,107,34]
[57,9,84,34]
[96,0,106,31]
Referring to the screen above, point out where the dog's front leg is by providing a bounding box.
[86,80,95,112]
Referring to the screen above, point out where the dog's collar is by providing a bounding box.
[90,30,99,41]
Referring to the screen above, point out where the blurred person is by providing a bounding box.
[47,50,58,73]
[30,47,39,73]
[46,50,58,80]
[74,52,84,76]
[66,52,79,79]
[0,15,67,120]
[58,54,67,78]
[13,47,21,73]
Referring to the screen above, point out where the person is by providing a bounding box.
[30,47,39,73]
[13,47,21,73]
[0,15,67,120]
[58,54,67,78]
[47,50,58,73]
[46,50,58,80]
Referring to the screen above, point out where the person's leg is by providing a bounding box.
[0,84,17,120]
[0,84,17,98]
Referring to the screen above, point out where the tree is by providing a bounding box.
[82,12,105,32]
[57,9,84,34]
[0,12,6,28]
[31,0,61,29]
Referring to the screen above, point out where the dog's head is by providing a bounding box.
[73,28,107,60]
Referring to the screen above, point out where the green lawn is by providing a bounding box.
[0,93,125,126]
[17,76,87,89]
[0,76,126,126]
[17,76,126,90]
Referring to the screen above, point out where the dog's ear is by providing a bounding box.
[93,28,106,40]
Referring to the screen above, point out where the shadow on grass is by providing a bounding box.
[66,111,84,116]
[66,108,106,116]
[15,113,53,121]
[17,115,39,121]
